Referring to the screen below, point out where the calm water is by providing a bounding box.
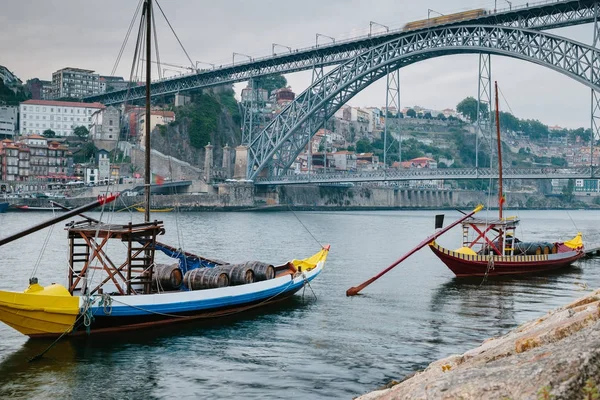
[1,208,600,399]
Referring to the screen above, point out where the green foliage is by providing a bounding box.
[347,145,355,152]
[218,89,242,127]
[0,79,28,106]
[42,129,56,138]
[561,179,575,203]
[424,112,432,119]
[158,124,167,136]
[355,139,373,153]
[73,126,89,138]
[583,379,599,400]
[437,113,446,120]
[254,74,287,95]
[537,385,554,400]
[457,96,488,122]
[176,93,221,149]
[406,108,416,118]
[550,157,567,167]
[73,141,98,163]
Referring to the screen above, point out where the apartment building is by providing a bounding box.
[20,99,104,137]
[51,67,101,99]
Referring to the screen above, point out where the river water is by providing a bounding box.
[0,208,599,399]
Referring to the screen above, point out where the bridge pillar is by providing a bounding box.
[476,53,493,169]
[384,67,401,166]
[234,145,249,179]
[222,144,232,179]
[204,143,214,183]
[591,3,600,173]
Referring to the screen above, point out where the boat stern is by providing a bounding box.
[0,281,79,337]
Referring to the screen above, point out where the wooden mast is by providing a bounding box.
[144,0,152,223]
[494,81,503,220]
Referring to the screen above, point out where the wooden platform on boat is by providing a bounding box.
[67,220,165,238]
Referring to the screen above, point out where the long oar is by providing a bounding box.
[346,204,484,296]
[0,194,119,247]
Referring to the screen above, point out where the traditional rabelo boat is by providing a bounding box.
[0,0,328,339]
[429,82,584,278]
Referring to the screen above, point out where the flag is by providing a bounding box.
[499,193,506,206]
[152,172,164,185]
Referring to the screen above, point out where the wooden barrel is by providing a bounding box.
[184,267,229,290]
[153,263,183,290]
[246,261,275,281]
[220,264,255,285]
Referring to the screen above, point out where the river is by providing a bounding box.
[0,209,599,399]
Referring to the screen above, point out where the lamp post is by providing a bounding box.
[232,52,252,65]
[195,60,215,71]
[428,9,444,18]
[272,43,292,55]
[315,33,335,47]
[369,21,389,36]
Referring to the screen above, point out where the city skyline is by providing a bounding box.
[0,0,596,129]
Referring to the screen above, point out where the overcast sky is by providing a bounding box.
[0,0,595,128]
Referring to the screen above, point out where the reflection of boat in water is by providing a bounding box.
[134,207,174,213]
[429,82,584,277]
[0,0,329,340]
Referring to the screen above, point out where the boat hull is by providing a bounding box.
[4,247,328,339]
[429,241,584,277]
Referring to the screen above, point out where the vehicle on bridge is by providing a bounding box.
[403,9,487,32]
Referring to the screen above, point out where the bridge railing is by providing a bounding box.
[254,166,595,185]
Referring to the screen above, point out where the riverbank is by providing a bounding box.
[357,288,600,400]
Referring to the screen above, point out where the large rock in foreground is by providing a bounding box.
[358,289,600,400]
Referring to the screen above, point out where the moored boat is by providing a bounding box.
[0,0,330,340]
[429,82,584,277]
[134,207,174,213]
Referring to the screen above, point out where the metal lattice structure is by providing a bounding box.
[85,1,600,106]
[384,68,401,166]
[254,166,597,185]
[476,54,493,169]
[591,2,600,167]
[248,25,600,180]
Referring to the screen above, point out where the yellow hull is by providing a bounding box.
[134,207,174,212]
[0,283,79,337]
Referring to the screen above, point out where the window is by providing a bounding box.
[109,120,113,126]
[50,108,53,112]
[23,114,26,119]
[43,107,46,112]
[23,106,27,111]
[36,107,39,112]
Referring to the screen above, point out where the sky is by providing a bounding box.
[0,0,596,129]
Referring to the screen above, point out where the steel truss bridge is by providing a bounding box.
[253,167,599,185]
[86,0,600,184]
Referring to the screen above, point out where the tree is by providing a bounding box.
[42,129,56,138]
[355,139,372,153]
[73,126,89,139]
[424,112,432,119]
[254,74,287,95]
[457,96,488,122]
[561,179,575,203]
[437,113,446,120]
[406,108,416,118]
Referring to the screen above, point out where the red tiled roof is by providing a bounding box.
[21,99,106,109]
[26,134,47,140]
[151,110,175,118]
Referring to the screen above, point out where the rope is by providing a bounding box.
[286,203,323,248]
[479,255,495,287]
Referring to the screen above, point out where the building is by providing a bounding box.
[51,67,101,99]
[138,110,175,143]
[97,149,110,183]
[98,76,128,93]
[0,106,18,136]
[47,141,69,178]
[0,139,20,181]
[0,65,22,93]
[17,142,30,181]
[26,78,53,100]
[23,135,48,177]
[90,106,120,150]
[19,99,105,137]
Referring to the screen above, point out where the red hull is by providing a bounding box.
[429,242,584,277]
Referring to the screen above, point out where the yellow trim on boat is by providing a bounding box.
[0,283,79,336]
[291,246,330,272]
[134,207,174,213]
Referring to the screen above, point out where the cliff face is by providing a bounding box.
[150,88,241,169]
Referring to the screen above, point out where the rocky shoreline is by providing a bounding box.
[357,288,600,400]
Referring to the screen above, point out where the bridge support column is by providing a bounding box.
[591,3,600,174]
[234,145,249,180]
[384,67,401,166]
[204,143,214,183]
[476,53,492,169]
[223,144,232,179]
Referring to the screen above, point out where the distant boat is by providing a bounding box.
[0,202,8,213]
[134,207,174,213]
[429,82,584,277]
[14,205,65,212]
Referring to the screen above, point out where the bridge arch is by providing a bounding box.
[248,24,600,179]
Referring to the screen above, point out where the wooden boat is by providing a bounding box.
[0,202,8,213]
[134,207,174,213]
[429,82,584,277]
[14,205,65,212]
[0,0,329,340]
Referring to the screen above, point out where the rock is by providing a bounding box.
[357,289,600,400]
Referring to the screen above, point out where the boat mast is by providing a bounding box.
[144,0,152,223]
[494,81,503,220]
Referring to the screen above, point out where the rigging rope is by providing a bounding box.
[111,0,144,77]
[155,0,196,69]
[286,203,323,248]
